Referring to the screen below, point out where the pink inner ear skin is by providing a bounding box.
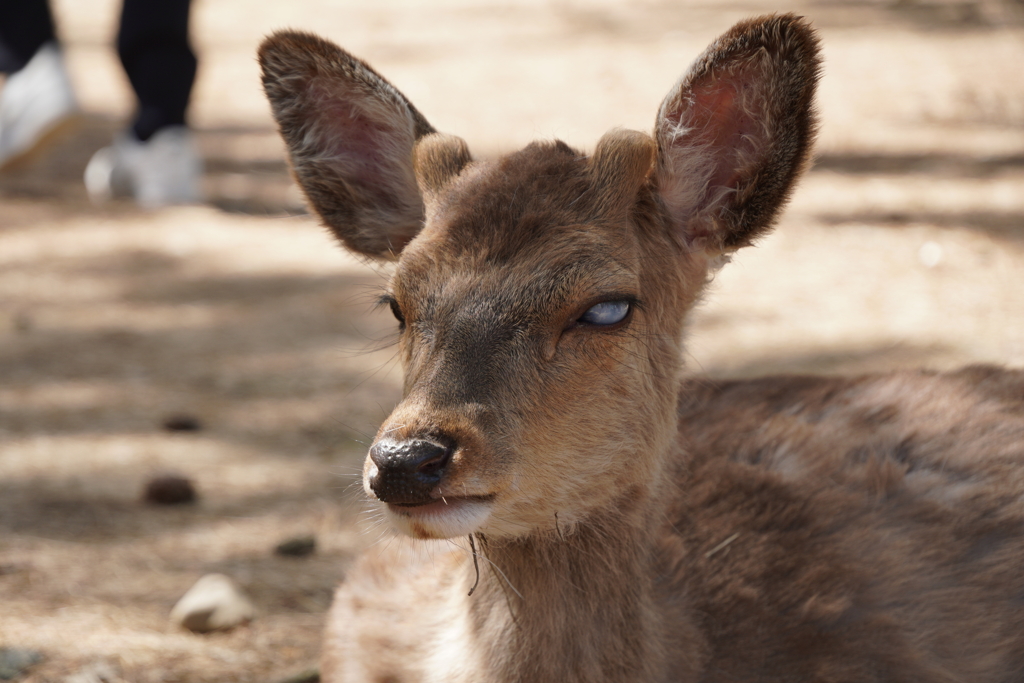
[301,82,413,209]
[688,79,757,196]
[306,81,392,173]
[325,103,390,174]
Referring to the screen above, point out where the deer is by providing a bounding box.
[258,14,1024,682]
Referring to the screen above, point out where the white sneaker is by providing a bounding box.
[0,42,80,171]
[84,125,203,208]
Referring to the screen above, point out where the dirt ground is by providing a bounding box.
[1,0,1023,681]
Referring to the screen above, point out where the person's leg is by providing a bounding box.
[83,0,200,206]
[117,0,196,142]
[0,0,57,73]
[0,0,78,170]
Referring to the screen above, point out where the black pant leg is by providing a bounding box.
[117,0,196,141]
[0,0,56,73]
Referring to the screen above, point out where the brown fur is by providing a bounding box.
[259,14,1024,683]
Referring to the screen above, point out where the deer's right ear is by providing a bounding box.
[259,31,435,259]
[654,14,821,255]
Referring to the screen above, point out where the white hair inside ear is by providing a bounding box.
[705,250,735,274]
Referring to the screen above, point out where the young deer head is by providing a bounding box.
[259,14,820,542]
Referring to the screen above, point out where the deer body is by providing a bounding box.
[319,369,1024,683]
[259,16,1024,682]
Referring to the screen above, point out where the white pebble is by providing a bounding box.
[918,241,943,268]
[170,573,256,633]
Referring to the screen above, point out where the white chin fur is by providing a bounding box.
[385,498,494,539]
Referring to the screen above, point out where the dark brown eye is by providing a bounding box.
[389,298,405,326]
[379,294,405,328]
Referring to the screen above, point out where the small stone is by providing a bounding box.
[0,648,44,680]
[170,573,256,633]
[274,535,316,558]
[162,414,203,432]
[275,669,320,683]
[143,475,197,505]
[12,312,32,334]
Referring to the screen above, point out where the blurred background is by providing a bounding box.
[1,0,1022,681]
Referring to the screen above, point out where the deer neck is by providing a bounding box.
[466,486,682,683]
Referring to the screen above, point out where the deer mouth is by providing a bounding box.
[388,494,495,513]
[385,494,496,538]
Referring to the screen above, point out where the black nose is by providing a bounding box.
[368,439,453,505]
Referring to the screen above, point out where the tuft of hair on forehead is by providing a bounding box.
[420,141,592,259]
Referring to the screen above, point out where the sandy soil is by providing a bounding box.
[1,1,1023,681]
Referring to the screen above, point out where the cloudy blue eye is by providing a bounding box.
[578,300,630,326]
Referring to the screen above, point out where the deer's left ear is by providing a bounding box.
[654,14,821,254]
